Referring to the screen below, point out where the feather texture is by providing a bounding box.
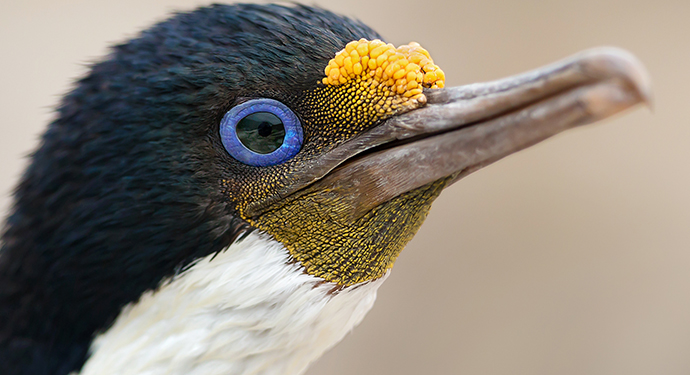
[81,232,386,375]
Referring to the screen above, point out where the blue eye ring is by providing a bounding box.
[220,98,303,167]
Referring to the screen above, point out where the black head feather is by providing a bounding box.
[0,4,381,374]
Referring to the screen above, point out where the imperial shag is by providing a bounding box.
[0,4,650,375]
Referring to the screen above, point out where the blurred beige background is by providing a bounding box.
[1,0,688,374]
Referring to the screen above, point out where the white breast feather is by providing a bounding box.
[79,232,387,375]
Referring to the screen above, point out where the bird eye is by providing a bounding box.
[220,99,303,166]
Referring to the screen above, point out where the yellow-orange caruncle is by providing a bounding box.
[321,39,445,115]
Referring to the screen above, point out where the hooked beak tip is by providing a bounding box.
[578,47,653,110]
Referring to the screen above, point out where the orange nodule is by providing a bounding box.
[322,39,445,109]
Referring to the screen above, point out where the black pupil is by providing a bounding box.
[236,112,286,154]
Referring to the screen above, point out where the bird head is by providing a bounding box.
[0,3,650,375]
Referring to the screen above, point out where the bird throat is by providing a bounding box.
[246,179,448,286]
[80,233,388,375]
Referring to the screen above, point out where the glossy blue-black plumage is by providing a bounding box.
[0,4,381,374]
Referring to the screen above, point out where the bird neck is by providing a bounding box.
[79,232,386,375]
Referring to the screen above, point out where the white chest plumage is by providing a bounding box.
[79,232,387,375]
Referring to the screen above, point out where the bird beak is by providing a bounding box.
[291,47,651,220]
[246,48,651,219]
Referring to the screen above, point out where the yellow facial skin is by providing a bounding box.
[242,39,446,286]
[323,39,444,116]
[250,179,448,286]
